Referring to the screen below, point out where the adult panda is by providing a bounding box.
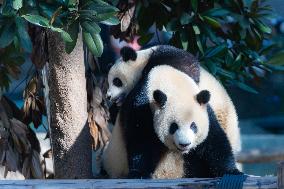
[106,45,241,155]
[104,65,241,178]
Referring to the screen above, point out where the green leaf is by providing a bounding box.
[234,81,258,94]
[217,68,236,79]
[13,0,23,10]
[61,31,73,43]
[66,0,77,7]
[196,35,204,54]
[138,33,154,46]
[79,10,116,22]
[205,44,227,58]
[265,64,284,71]
[22,14,49,27]
[15,17,32,53]
[191,0,197,12]
[267,51,284,65]
[180,12,192,25]
[203,8,230,17]
[231,53,243,70]
[254,19,271,34]
[100,17,120,25]
[81,21,101,34]
[203,16,221,28]
[65,21,79,54]
[166,18,179,32]
[192,25,200,35]
[201,25,218,43]
[1,0,15,16]
[225,51,234,66]
[83,32,103,57]
[50,26,73,42]
[205,59,217,75]
[0,23,16,48]
[179,30,188,50]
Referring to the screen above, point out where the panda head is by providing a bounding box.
[148,65,210,154]
[107,46,156,106]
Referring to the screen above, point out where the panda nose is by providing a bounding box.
[106,94,111,100]
[179,143,190,148]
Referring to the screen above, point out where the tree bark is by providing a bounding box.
[46,31,92,178]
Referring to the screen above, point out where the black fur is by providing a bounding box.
[153,90,167,108]
[119,76,241,178]
[120,46,137,62]
[183,106,241,177]
[142,45,200,83]
[196,90,210,105]
[120,78,167,178]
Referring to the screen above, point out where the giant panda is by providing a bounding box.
[104,65,241,179]
[106,45,241,154]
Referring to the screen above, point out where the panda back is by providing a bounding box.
[142,45,200,83]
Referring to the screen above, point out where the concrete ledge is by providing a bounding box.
[0,176,277,189]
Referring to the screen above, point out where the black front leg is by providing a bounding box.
[127,151,152,179]
[203,106,243,177]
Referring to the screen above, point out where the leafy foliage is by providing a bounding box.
[111,0,283,92]
[0,97,43,179]
[0,0,119,90]
[0,0,119,178]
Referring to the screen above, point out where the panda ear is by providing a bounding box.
[153,90,167,108]
[196,90,210,105]
[120,46,137,62]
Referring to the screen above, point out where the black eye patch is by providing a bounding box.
[169,122,178,135]
[190,122,198,133]
[113,77,123,87]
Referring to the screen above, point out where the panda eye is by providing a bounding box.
[113,77,123,87]
[190,122,198,133]
[169,122,178,135]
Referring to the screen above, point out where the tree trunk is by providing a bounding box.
[46,31,92,178]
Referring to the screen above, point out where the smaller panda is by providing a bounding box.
[104,65,241,178]
[106,45,199,106]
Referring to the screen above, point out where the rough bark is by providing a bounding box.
[46,31,92,178]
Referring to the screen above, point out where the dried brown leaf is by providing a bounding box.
[22,156,31,179]
[120,5,135,32]
[0,150,6,165]
[23,97,32,116]
[89,121,99,149]
[31,150,43,178]
[4,166,8,178]
[94,110,106,129]
[93,87,102,105]
[10,130,22,154]
[32,98,36,111]
[6,145,18,172]
[10,118,28,136]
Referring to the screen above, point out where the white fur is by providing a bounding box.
[107,47,157,105]
[147,65,210,152]
[199,68,241,154]
[173,127,195,152]
[152,151,184,179]
[102,114,129,178]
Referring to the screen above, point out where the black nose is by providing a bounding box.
[106,94,111,100]
[179,143,190,148]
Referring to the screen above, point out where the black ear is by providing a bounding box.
[196,90,210,105]
[120,46,137,62]
[153,90,167,108]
